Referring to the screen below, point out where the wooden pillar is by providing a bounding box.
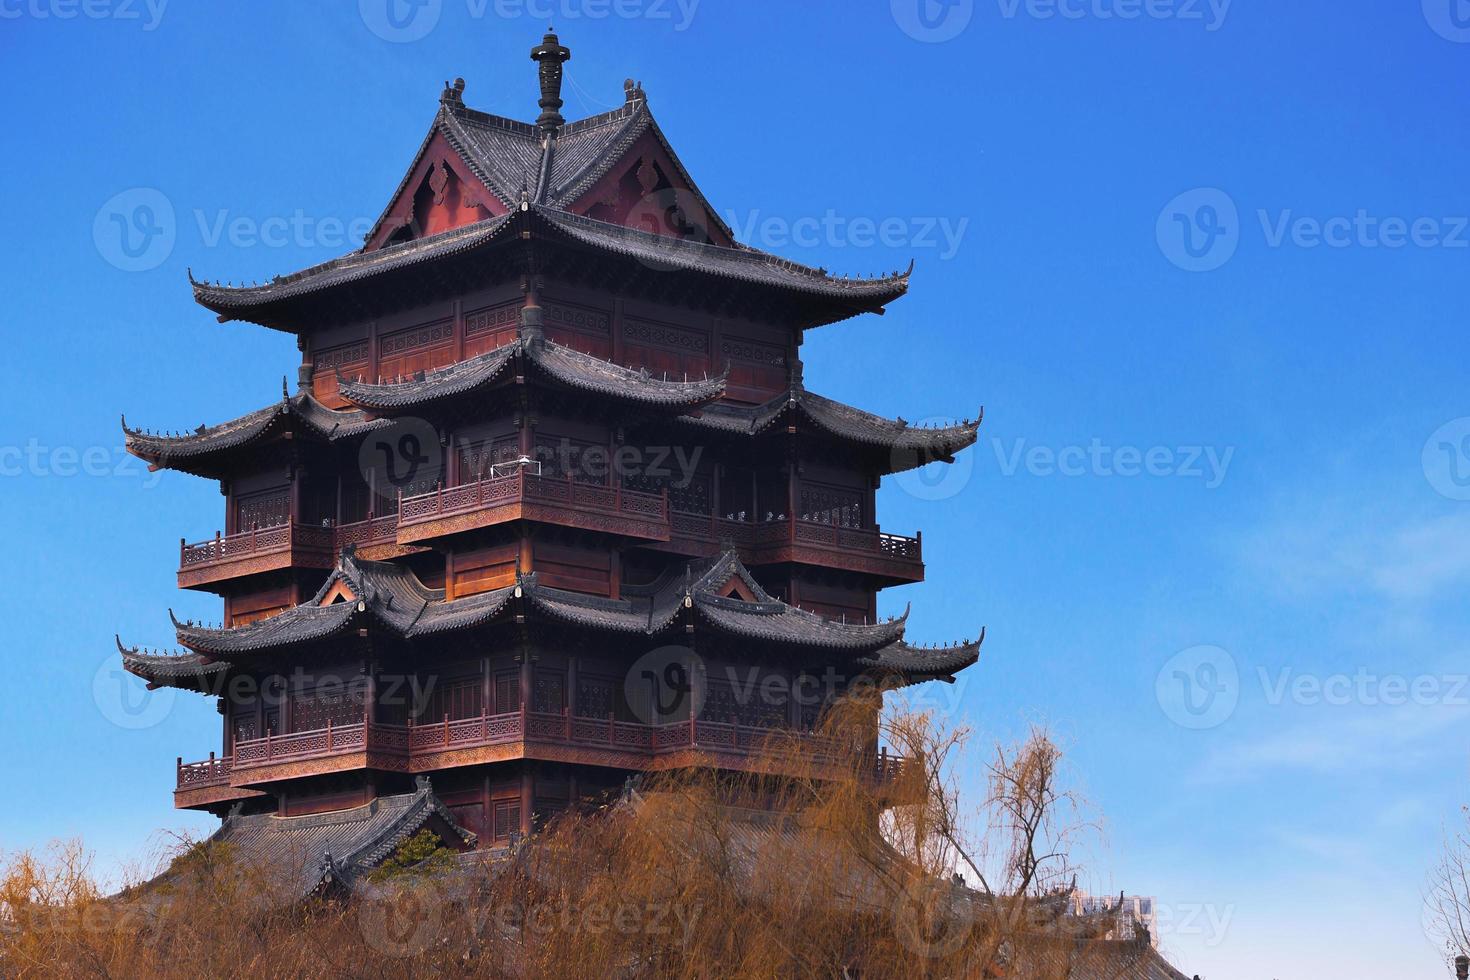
[609,549,621,600]
[787,458,799,523]
[219,698,230,756]
[520,651,533,713]
[520,766,533,838]
[567,654,579,718]
[452,297,465,362]
[368,318,380,384]
[710,462,721,531]
[289,463,303,525]
[481,656,491,720]
[363,662,377,727]
[612,297,625,365]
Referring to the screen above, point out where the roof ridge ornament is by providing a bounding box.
[440,76,465,108]
[530,28,571,134]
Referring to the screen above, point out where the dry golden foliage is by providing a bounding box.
[0,698,1150,979]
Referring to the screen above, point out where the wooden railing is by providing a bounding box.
[179,522,334,569]
[669,511,922,564]
[176,753,232,789]
[397,470,669,530]
[201,709,904,786]
[332,515,399,552]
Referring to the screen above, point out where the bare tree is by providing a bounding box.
[1427,807,1470,969]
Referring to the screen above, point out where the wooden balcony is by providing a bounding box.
[332,514,422,561]
[396,470,670,545]
[178,711,905,802]
[660,511,924,583]
[173,754,266,810]
[177,523,335,590]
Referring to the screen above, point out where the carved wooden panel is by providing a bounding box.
[622,317,710,379]
[544,301,612,357]
[378,319,455,380]
[721,335,787,402]
[451,540,519,598]
[463,302,521,358]
[312,340,369,408]
[534,541,612,596]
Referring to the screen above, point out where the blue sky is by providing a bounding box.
[1,1,1468,975]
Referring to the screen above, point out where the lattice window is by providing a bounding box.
[704,679,740,724]
[232,713,259,745]
[456,438,521,484]
[577,675,615,718]
[535,437,607,485]
[626,471,710,515]
[492,799,522,843]
[413,677,483,723]
[234,489,290,531]
[291,688,365,732]
[799,484,864,529]
[534,670,565,714]
[494,672,519,715]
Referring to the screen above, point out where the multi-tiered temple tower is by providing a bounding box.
[118,33,980,890]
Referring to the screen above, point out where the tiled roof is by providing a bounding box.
[336,341,519,410]
[116,637,228,691]
[336,335,727,412]
[684,384,980,471]
[535,207,910,302]
[123,391,391,475]
[171,550,934,661]
[172,553,515,656]
[858,635,982,682]
[189,212,519,315]
[178,782,475,900]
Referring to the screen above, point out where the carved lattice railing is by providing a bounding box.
[179,523,334,569]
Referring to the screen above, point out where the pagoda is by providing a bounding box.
[117,32,981,891]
